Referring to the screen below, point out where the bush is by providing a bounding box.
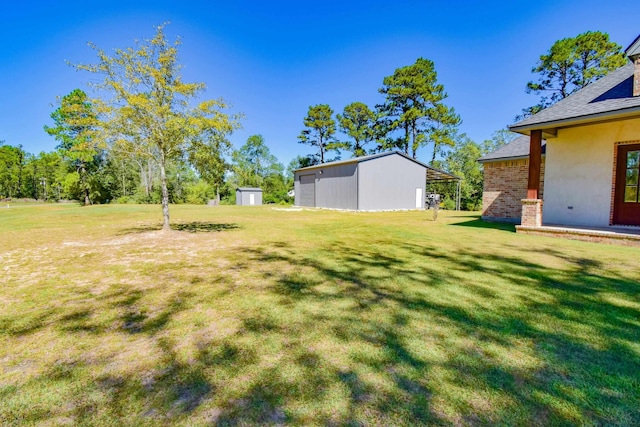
[465,201,482,211]
[114,196,133,204]
[219,195,235,205]
[442,198,456,210]
[184,180,215,205]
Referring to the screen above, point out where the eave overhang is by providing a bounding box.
[509,105,640,137]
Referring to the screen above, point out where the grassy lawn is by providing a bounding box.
[0,203,638,426]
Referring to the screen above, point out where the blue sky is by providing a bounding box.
[1,1,639,166]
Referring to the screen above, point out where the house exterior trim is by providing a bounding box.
[510,106,640,136]
[610,140,640,225]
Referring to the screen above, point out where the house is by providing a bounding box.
[294,151,457,211]
[484,34,640,236]
[236,187,262,206]
[479,136,546,222]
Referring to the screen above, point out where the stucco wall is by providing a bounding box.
[358,154,426,210]
[543,118,640,227]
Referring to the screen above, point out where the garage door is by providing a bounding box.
[299,174,316,207]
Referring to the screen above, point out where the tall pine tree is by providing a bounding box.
[522,31,626,117]
[377,58,460,159]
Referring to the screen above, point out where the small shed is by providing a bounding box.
[294,151,458,211]
[236,187,263,206]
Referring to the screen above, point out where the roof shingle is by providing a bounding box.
[510,62,640,131]
[478,135,546,163]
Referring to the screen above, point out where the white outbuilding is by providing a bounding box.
[236,187,263,206]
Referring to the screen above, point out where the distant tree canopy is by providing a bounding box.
[226,135,290,204]
[0,142,26,199]
[481,129,518,154]
[522,31,626,118]
[427,129,518,211]
[0,142,69,202]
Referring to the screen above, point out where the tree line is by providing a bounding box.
[0,132,292,206]
[1,27,626,218]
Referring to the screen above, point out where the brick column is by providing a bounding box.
[520,199,543,227]
[519,129,544,228]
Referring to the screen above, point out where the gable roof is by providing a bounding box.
[626,34,640,58]
[236,187,262,192]
[510,62,640,135]
[478,135,547,163]
[295,151,460,181]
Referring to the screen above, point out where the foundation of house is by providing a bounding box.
[516,224,640,247]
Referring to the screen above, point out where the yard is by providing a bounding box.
[0,203,638,426]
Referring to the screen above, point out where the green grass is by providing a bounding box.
[0,203,638,426]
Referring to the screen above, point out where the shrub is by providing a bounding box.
[184,180,215,205]
[442,198,456,210]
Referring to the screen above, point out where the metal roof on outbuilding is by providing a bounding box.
[295,151,460,181]
[236,187,263,192]
[478,136,547,163]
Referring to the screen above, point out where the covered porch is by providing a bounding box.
[506,38,640,241]
[513,128,640,246]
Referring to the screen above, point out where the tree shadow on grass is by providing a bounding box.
[449,218,517,232]
[0,309,58,337]
[172,222,240,233]
[226,240,640,425]
[118,221,240,234]
[0,278,219,425]
[3,232,638,425]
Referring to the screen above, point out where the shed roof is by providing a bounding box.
[236,187,263,192]
[509,62,640,135]
[294,151,460,181]
[478,135,547,163]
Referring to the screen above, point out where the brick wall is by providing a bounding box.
[633,56,640,97]
[482,157,545,221]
